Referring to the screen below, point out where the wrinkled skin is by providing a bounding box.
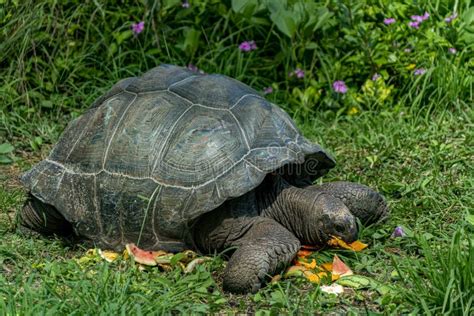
[191,175,388,293]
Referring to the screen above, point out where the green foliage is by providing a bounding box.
[396,228,474,314]
[1,0,473,148]
[0,143,15,164]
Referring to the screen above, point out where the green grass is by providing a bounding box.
[1,0,473,314]
[2,108,473,314]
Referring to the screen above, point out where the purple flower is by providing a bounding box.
[131,21,145,35]
[294,68,304,78]
[414,68,426,76]
[411,15,423,22]
[372,73,381,81]
[288,68,305,79]
[187,64,205,74]
[408,21,420,28]
[263,86,273,95]
[384,18,396,25]
[332,80,348,94]
[187,64,198,72]
[448,47,457,54]
[391,226,406,238]
[182,0,190,8]
[445,12,458,23]
[411,12,429,23]
[239,40,257,52]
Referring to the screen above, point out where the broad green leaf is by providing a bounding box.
[337,275,396,295]
[115,30,133,45]
[108,42,117,57]
[270,10,296,38]
[459,29,474,46]
[311,8,334,32]
[336,275,371,289]
[466,213,474,227]
[41,100,53,108]
[176,28,201,55]
[250,17,271,26]
[263,0,286,15]
[145,48,161,56]
[462,7,474,24]
[30,136,43,152]
[0,143,14,154]
[231,0,258,15]
[0,155,12,164]
[170,252,185,266]
[305,42,318,50]
[162,0,180,10]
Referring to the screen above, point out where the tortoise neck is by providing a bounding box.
[258,176,315,242]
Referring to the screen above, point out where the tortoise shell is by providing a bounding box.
[21,65,335,250]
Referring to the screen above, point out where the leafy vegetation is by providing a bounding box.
[1,0,473,314]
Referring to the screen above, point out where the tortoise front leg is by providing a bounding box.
[306,181,389,225]
[222,218,300,293]
[193,212,300,293]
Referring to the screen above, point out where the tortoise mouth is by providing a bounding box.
[309,224,331,246]
[314,215,358,246]
[317,229,330,245]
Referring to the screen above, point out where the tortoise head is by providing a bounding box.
[306,192,358,245]
[284,190,358,246]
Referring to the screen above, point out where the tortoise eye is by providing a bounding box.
[334,223,346,234]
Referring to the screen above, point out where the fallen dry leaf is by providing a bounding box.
[158,263,173,272]
[271,274,282,283]
[184,257,211,273]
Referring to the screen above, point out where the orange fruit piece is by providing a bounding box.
[328,236,368,251]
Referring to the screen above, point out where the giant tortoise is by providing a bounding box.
[19,64,388,293]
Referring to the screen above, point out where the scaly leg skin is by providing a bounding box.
[222,219,300,293]
[18,194,73,237]
[192,211,300,294]
[307,181,389,225]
